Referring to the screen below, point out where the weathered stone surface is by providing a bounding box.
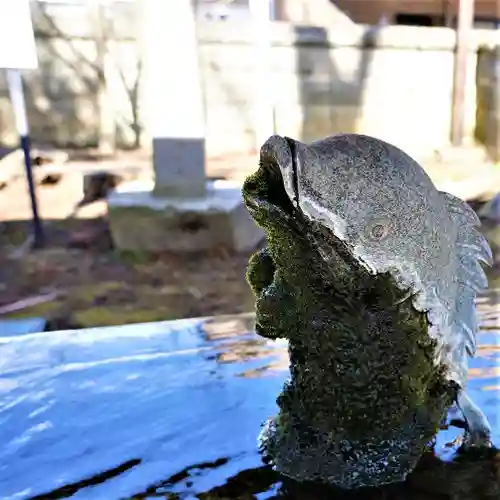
[107,179,264,252]
[242,133,492,489]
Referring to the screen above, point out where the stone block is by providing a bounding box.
[107,179,264,253]
[152,137,205,197]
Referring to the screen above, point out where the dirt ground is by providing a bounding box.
[0,151,261,329]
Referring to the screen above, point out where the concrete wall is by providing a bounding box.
[0,2,498,161]
[200,22,478,160]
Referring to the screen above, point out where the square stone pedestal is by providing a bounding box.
[107,179,264,252]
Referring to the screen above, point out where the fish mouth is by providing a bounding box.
[243,137,298,221]
[242,136,363,276]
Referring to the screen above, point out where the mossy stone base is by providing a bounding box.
[260,409,439,489]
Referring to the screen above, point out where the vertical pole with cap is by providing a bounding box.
[1,0,44,248]
[6,69,44,248]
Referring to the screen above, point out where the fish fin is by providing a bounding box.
[457,253,489,291]
[440,192,481,226]
[440,191,492,380]
[440,191,492,268]
[453,286,479,356]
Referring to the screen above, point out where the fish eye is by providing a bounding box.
[369,222,390,240]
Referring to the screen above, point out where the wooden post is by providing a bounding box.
[451,0,474,146]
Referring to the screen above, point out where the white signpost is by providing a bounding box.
[0,0,43,247]
[0,0,38,70]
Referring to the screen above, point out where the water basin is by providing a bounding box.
[0,290,500,499]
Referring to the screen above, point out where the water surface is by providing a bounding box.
[0,289,500,499]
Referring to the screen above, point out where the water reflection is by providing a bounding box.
[0,286,500,498]
[202,315,289,377]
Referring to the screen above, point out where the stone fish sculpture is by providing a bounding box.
[242,133,493,489]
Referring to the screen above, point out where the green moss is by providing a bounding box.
[242,162,456,487]
[67,281,187,327]
[4,280,191,329]
[246,248,275,296]
[73,306,178,328]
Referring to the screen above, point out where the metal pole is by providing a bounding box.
[6,68,44,248]
[451,0,474,146]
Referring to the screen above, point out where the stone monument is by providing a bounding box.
[243,133,493,489]
[107,0,263,252]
